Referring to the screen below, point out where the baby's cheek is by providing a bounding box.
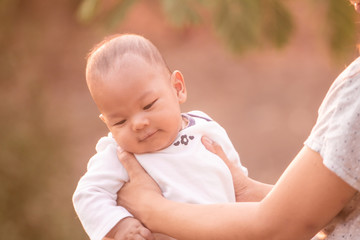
[112,132,126,148]
[115,136,138,153]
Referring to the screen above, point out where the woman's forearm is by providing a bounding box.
[145,198,263,240]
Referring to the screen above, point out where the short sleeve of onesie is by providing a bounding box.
[304,57,360,192]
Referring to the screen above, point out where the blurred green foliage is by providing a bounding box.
[160,0,202,27]
[77,0,356,56]
[327,0,357,58]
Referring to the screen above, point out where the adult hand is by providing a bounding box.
[201,136,249,201]
[116,147,163,224]
[201,136,272,202]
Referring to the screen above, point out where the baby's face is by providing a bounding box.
[95,55,186,154]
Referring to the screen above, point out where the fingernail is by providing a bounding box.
[202,136,213,145]
[116,146,122,153]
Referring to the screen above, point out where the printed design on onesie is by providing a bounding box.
[174,134,195,146]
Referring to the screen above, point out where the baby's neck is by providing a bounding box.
[181,115,189,130]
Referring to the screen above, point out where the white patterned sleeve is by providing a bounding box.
[72,143,132,240]
[304,57,360,191]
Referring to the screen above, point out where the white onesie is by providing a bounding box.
[73,110,247,240]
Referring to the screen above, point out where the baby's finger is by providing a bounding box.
[117,147,147,180]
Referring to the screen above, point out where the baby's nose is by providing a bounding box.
[131,114,150,131]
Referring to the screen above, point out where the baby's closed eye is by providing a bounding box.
[143,99,157,110]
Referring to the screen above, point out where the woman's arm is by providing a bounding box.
[117,145,356,240]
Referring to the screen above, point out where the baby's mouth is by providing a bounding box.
[139,130,158,142]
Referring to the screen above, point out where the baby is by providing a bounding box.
[73,34,248,240]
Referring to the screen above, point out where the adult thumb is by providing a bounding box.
[201,136,232,167]
[201,136,223,156]
[117,147,145,179]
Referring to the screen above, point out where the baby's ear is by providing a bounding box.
[172,70,187,104]
[99,114,106,123]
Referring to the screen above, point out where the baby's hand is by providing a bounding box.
[109,217,154,240]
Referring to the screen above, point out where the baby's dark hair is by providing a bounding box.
[86,34,171,88]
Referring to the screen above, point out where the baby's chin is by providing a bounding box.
[131,145,169,155]
[122,132,179,154]
[129,140,175,154]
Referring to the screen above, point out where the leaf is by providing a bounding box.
[76,0,100,23]
[160,0,202,27]
[212,0,262,53]
[106,0,138,29]
[327,0,356,58]
[262,0,293,48]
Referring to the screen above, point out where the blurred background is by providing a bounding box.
[0,0,359,239]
